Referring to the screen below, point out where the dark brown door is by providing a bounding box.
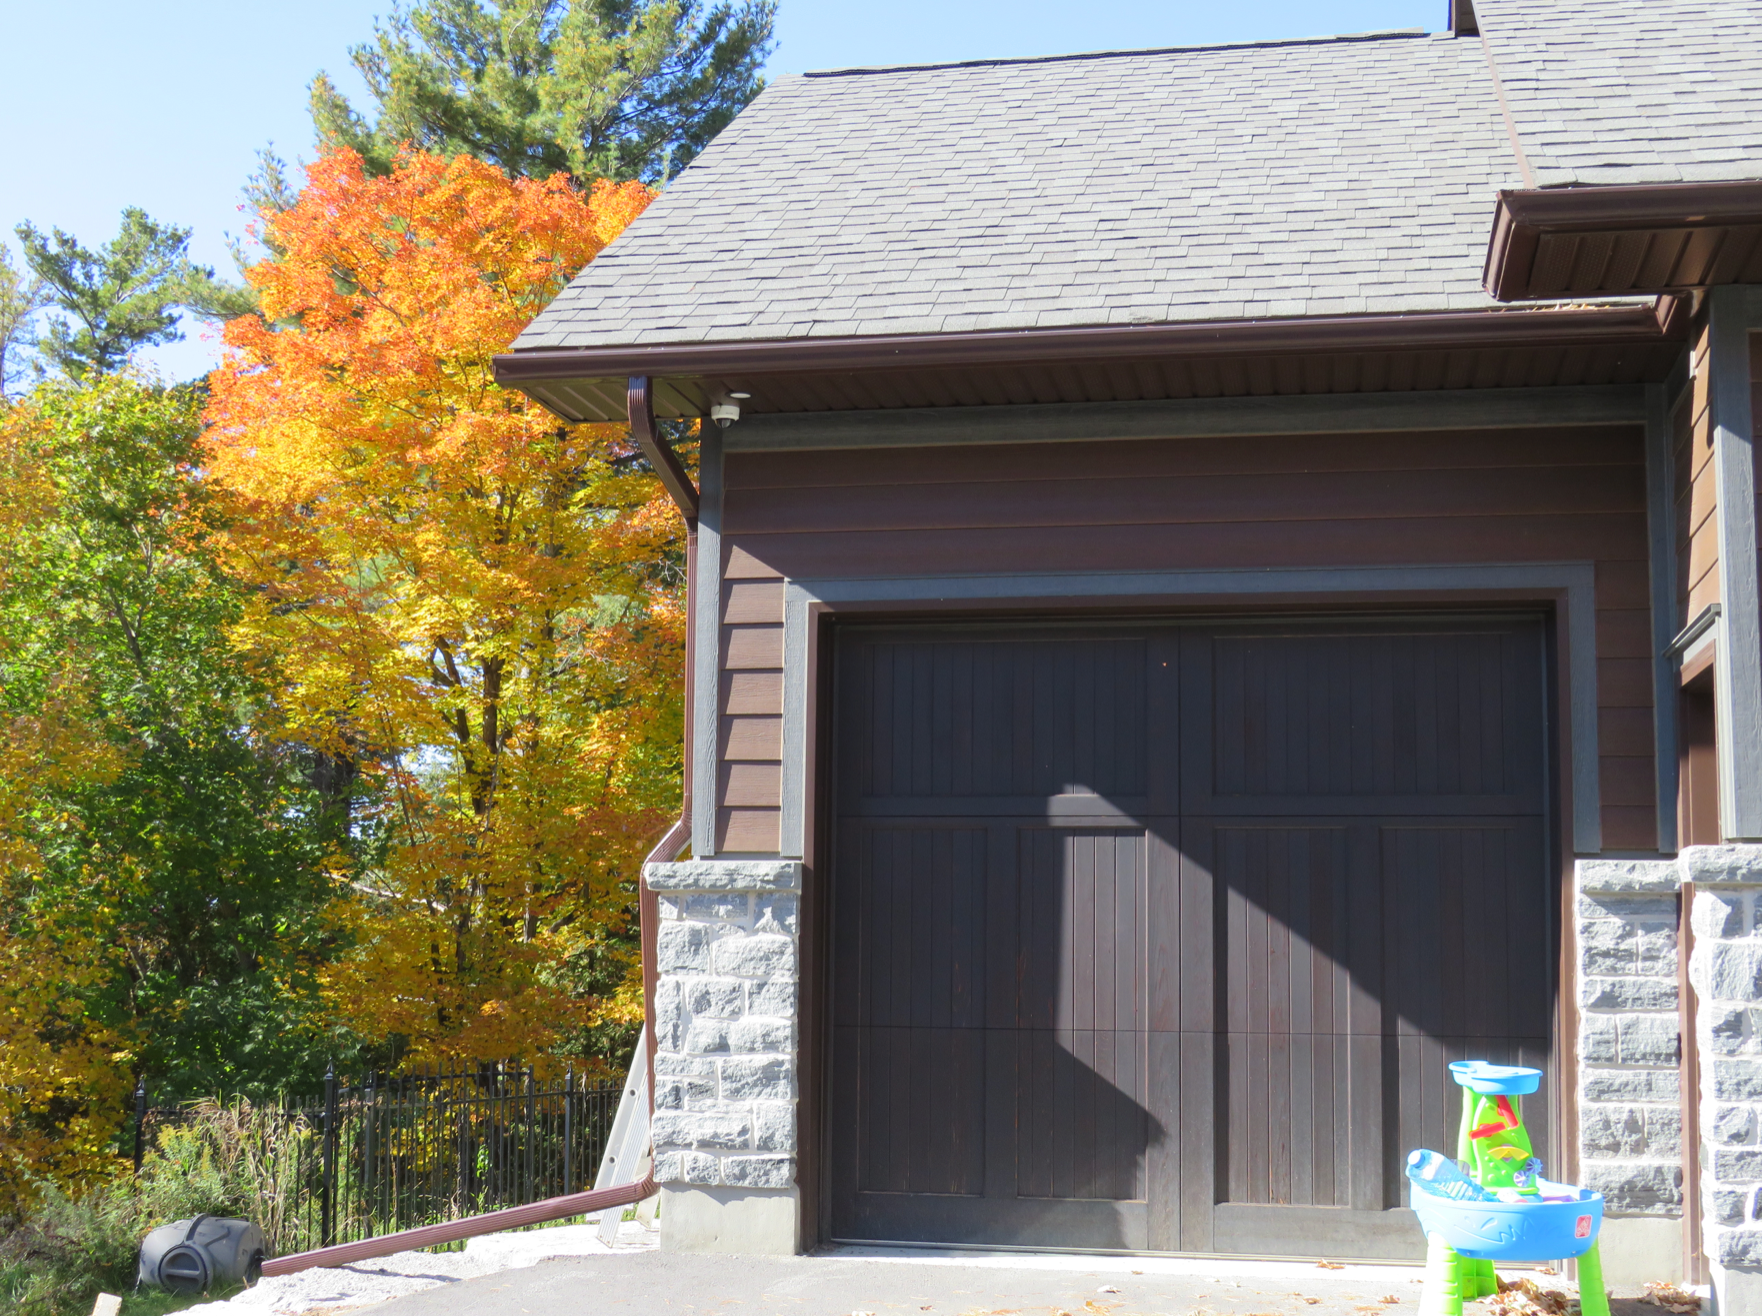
[826,617,1553,1258]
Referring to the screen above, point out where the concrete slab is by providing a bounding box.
[355,1247,1669,1316]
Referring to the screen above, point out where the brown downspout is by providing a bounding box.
[262,378,698,1277]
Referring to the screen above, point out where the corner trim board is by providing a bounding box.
[776,562,1602,857]
[1708,288,1762,840]
[691,427,724,858]
[1646,383,1681,852]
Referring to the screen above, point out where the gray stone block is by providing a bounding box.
[752,1101,796,1153]
[1715,1060,1762,1102]
[713,934,797,978]
[658,922,715,973]
[1714,1103,1757,1146]
[655,1054,716,1080]
[681,893,753,922]
[686,977,748,1020]
[653,1111,753,1150]
[1580,1161,1682,1213]
[1581,977,1677,1012]
[1714,1148,1762,1184]
[654,1151,684,1183]
[680,1151,721,1186]
[1711,944,1762,1003]
[1646,1105,1683,1157]
[1707,1004,1751,1056]
[1581,1015,1620,1064]
[1580,894,1676,920]
[646,861,803,891]
[1577,859,1680,894]
[1619,1015,1682,1066]
[684,1016,732,1054]
[1581,942,1641,977]
[718,1155,795,1189]
[1683,846,1762,888]
[1637,927,1679,976]
[1715,1229,1762,1266]
[1717,1189,1749,1226]
[721,1057,794,1102]
[1581,1105,1647,1158]
[748,978,797,1016]
[731,1016,793,1054]
[1582,1069,1680,1104]
[1693,890,1748,940]
[753,894,800,935]
[655,979,686,1051]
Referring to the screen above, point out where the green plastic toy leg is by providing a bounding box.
[1469,1255,1498,1298]
[1419,1233,1463,1316]
[1575,1241,1611,1316]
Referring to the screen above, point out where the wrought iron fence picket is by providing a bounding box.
[131,1064,624,1258]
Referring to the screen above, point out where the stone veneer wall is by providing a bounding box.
[1683,844,1762,1309]
[1576,858,1685,1217]
[645,860,802,1193]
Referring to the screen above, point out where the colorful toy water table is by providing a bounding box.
[1407,1061,1608,1316]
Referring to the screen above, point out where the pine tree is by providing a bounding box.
[309,0,774,185]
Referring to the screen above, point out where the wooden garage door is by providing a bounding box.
[826,617,1554,1258]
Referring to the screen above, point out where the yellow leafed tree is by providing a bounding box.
[204,149,678,1071]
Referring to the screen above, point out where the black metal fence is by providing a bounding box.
[133,1065,625,1257]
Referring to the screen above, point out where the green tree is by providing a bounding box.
[0,245,45,400]
[15,209,252,382]
[309,0,775,184]
[0,375,365,1102]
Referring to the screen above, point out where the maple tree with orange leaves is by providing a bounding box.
[205,149,680,1071]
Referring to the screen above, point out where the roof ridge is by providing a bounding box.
[798,28,1435,78]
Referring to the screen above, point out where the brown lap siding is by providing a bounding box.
[720,422,1658,854]
[718,571,784,853]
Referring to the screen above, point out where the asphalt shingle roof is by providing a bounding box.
[1477,0,1762,188]
[516,30,1524,351]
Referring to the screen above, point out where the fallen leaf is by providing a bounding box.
[1641,1280,1702,1314]
[1485,1276,1570,1316]
[1316,1260,1345,1270]
[1381,1299,1401,1306]
[1098,1287,1121,1295]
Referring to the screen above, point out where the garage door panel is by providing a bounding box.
[830,617,1554,1257]
[1382,822,1551,1041]
[856,1024,987,1197]
[1017,828,1147,1032]
[1016,1028,1151,1201]
[843,825,990,1030]
[1184,623,1545,816]
[843,633,1152,802]
[1223,1030,1354,1208]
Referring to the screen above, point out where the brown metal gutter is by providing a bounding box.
[493,302,1680,386]
[261,379,698,1278]
[259,1177,659,1277]
[1485,179,1762,300]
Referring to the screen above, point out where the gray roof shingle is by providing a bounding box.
[516,31,1525,350]
[1477,0,1762,187]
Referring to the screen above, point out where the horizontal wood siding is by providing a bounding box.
[721,423,1656,853]
[718,572,784,852]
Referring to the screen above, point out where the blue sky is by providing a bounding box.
[0,0,1440,381]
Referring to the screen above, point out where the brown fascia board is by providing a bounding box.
[1485,179,1762,300]
[495,301,1681,401]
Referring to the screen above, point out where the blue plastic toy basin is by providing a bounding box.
[1410,1184,1603,1261]
[1448,1060,1542,1096]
